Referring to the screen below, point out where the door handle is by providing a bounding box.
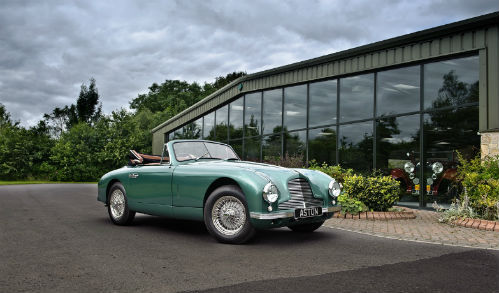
[129,173,139,179]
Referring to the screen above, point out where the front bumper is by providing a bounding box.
[249,206,341,220]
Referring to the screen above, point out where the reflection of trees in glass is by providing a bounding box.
[230,140,242,158]
[431,71,478,109]
[244,114,260,137]
[181,122,201,139]
[308,128,337,165]
[424,71,479,161]
[229,124,243,141]
[339,125,373,173]
[283,128,305,164]
[376,117,416,172]
[263,127,281,162]
[244,136,260,162]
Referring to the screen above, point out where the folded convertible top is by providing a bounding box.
[129,150,166,165]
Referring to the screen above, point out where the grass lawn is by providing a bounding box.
[0,181,97,185]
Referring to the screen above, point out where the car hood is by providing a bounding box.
[184,160,332,200]
[194,160,300,180]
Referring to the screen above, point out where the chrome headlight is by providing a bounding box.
[263,183,279,203]
[404,162,415,173]
[328,179,341,198]
[432,162,444,174]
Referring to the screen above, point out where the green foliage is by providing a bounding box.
[44,78,103,132]
[342,174,400,211]
[129,72,246,119]
[308,160,353,183]
[0,110,55,180]
[264,153,304,168]
[49,123,106,181]
[433,195,477,223]
[337,194,366,215]
[456,153,499,220]
[1,72,246,182]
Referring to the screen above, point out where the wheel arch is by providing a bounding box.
[203,177,243,207]
[106,179,122,204]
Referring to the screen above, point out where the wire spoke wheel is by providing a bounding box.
[211,195,246,236]
[110,189,125,219]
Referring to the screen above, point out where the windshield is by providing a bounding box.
[173,141,239,162]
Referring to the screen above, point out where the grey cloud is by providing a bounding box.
[0,0,496,126]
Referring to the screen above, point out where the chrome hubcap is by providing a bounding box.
[212,196,246,236]
[110,189,125,219]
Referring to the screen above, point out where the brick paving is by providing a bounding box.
[324,208,499,250]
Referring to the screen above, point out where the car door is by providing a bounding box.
[127,164,174,206]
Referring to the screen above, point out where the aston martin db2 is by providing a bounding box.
[97,140,341,244]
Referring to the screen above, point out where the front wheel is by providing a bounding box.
[288,220,324,232]
[107,182,135,225]
[204,185,255,244]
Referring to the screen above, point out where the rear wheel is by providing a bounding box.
[204,185,255,244]
[107,182,135,225]
[288,221,324,233]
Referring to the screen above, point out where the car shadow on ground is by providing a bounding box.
[94,214,335,245]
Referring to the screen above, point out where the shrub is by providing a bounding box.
[343,174,400,211]
[456,153,499,220]
[433,195,477,223]
[338,194,367,215]
[308,160,354,183]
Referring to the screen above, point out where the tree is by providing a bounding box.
[129,72,247,119]
[43,78,102,133]
[0,104,54,179]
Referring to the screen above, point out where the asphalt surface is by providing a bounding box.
[1,184,498,293]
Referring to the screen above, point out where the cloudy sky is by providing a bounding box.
[0,0,497,127]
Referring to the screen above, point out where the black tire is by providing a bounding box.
[288,220,324,233]
[107,182,135,225]
[204,185,256,244]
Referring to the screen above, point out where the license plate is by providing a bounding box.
[426,185,431,192]
[415,184,420,191]
[294,207,323,219]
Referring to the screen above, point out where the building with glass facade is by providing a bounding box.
[152,12,499,207]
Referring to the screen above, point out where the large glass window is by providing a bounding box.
[203,112,215,140]
[262,134,281,162]
[339,121,373,172]
[339,74,374,123]
[263,89,282,135]
[244,136,261,162]
[182,120,202,139]
[424,56,479,110]
[376,114,420,203]
[174,127,183,139]
[244,93,261,137]
[309,80,337,127]
[215,105,228,142]
[229,139,242,159]
[284,85,307,131]
[423,106,479,204]
[377,66,420,116]
[308,127,337,165]
[229,97,244,140]
[283,130,306,165]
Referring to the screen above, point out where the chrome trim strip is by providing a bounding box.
[249,206,341,220]
[249,211,294,220]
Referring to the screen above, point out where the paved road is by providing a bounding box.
[1,184,498,293]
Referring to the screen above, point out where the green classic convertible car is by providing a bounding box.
[97,140,341,244]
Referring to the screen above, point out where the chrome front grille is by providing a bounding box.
[278,178,323,210]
